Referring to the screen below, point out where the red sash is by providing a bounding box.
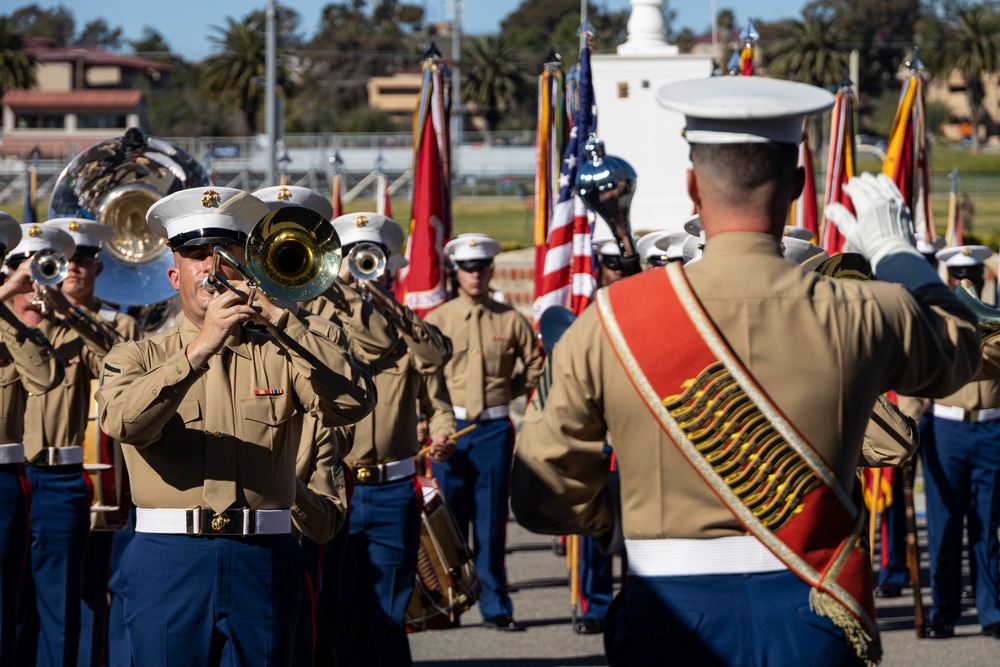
[596,263,880,664]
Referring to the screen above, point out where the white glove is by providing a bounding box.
[825,173,939,291]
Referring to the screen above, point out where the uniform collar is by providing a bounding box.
[702,232,782,258]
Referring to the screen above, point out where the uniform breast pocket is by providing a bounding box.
[145,399,203,473]
[485,336,515,377]
[240,394,296,470]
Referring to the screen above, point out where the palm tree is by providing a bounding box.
[924,5,1000,151]
[765,12,848,88]
[461,34,532,141]
[201,16,295,135]
[0,17,36,99]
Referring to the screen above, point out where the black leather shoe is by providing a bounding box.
[573,618,605,635]
[482,614,525,632]
[874,583,902,598]
[982,622,1000,638]
[925,622,955,639]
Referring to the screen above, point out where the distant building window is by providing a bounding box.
[379,87,421,95]
[77,114,127,129]
[15,113,65,129]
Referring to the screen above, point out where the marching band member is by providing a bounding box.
[512,77,980,665]
[636,230,699,269]
[333,229,456,666]
[0,214,64,666]
[425,233,544,632]
[95,187,375,665]
[9,222,116,667]
[44,218,142,667]
[921,245,1000,639]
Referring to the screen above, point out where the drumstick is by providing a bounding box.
[415,424,478,458]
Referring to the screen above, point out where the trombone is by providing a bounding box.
[29,249,69,315]
[202,205,342,304]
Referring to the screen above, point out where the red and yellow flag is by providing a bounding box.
[396,58,451,317]
[787,133,818,239]
[883,71,935,246]
[820,87,857,254]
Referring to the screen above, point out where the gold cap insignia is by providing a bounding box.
[963,248,972,256]
[356,214,369,228]
[201,190,221,208]
[68,220,80,232]
[28,225,42,237]
[277,187,292,201]
[469,239,478,247]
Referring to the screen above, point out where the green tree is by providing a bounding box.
[923,4,1000,150]
[129,27,177,63]
[462,34,533,141]
[201,15,297,135]
[675,27,696,53]
[502,0,631,68]
[0,17,36,98]
[765,12,849,86]
[76,18,123,51]
[6,4,75,46]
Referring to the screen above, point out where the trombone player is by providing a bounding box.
[0,214,64,666]
[95,187,376,665]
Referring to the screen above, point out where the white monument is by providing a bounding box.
[590,0,714,233]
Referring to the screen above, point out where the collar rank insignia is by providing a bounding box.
[254,388,284,396]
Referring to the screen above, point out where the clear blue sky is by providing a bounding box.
[19,1,804,60]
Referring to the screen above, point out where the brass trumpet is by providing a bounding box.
[29,249,69,315]
[956,278,1000,344]
[202,206,342,304]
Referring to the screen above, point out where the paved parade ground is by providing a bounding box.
[409,515,998,667]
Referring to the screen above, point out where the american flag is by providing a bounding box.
[532,41,596,324]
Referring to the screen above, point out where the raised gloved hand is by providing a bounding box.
[825,173,939,291]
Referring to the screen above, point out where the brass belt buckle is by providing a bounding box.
[356,467,372,483]
[211,512,230,532]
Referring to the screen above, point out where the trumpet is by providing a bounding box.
[202,206,342,304]
[348,242,387,282]
[29,249,69,314]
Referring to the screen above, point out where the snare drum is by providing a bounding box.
[405,476,481,632]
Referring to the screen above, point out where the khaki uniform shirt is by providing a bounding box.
[342,306,453,465]
[863,395,918,466]
[0,308,63,444]
[418,370,457,443]
[513,233,980,541]
[301,279,398,364]
[424,296,543,411]
[24,303,116,459]
[88,297,142,344]
[96,310,375,511]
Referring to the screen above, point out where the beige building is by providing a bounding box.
[0,37,171,159]
[366,72,424,127]
[925,69,1000,145]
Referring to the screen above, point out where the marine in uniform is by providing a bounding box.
[424,233,544,631]
[332,217,456,665]
[45,218,142,667]
[512,77,981,666]
[95,187,375,665]
[8,222,118,667]
[636,230,700,269]
[0,214,64,666]
[920,244,1000,639]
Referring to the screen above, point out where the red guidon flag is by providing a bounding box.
[787,132,818,240]
[883,68,935,246]
[331,173,343,219]
[820,85,857,254]
[397,58,451,317]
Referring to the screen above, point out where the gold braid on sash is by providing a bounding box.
[664,362,821,531]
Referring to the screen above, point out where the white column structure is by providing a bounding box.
[589,0,713,232]
[617,0,678,56]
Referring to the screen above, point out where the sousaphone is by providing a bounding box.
[48,127,211,309]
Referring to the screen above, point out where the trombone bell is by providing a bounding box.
[246,207,342,302]
[348,242,387,282]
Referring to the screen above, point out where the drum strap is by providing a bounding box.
[596,263,879,665]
